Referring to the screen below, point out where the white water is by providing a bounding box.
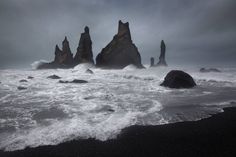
[0,63,236,151]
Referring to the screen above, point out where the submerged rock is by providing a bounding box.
[161,70,196,88]
[156,40,167,66]
[150,57,155,67]
[85,69,94,74]
[200,68,221,73]
[27,76,34,79]
[47,75,61,79]
[59,79,88,84]
[74,26,94,64]
[17,86,27,90]
[96,20,144,69]
[19,79,28,82]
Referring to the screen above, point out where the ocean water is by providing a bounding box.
[0,63,236,151]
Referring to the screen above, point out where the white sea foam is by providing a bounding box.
[31,60,49,69]
[0,66,236,151]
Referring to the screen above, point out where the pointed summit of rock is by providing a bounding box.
[74,26,94,64]
[117,20,131,41]
[96,20,144,69]
[157,40,167,66]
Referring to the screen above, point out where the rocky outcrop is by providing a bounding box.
[156,40,167,66]
[74,26,94,64]
[37,37,74,69]
[96,20,144,69]
[161,70,196,88]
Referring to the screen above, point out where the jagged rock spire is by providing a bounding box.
[157,40,167,66]
[74,26,94,64]
[96,20,144,69]
[54,36,73,65]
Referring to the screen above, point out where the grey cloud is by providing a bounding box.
[0,0,235,68]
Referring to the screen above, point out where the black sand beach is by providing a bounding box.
[1,107,236,157]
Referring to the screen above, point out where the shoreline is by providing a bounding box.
[1,107,236,157]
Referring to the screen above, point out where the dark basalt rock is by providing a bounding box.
[156,40,167,66]
[96,20,144,69]
[59,79,88,84]
[85,69,94,74]
[47,75,61,79]
[28,76,34,79]
[161,70,196,88]
[200,68,221,73]
[19,79,28,82]
[17,86,27,90]
[37,37,74,69]
[74,26,94,64]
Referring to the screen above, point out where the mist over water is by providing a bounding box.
[0,63,236,151]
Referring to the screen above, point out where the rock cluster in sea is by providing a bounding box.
[37,20,144,69]
[150,40,167,67]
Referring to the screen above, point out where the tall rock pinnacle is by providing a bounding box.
[96,20,144,69]
[157,40,167,66]
[74,26,94,64]
[54,36,73,65]
[37,37,74,69]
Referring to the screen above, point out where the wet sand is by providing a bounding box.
[1,107,236,157]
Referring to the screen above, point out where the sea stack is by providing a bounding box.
[37,37,74,69]
[156,40,167,66]
[74,26,94,64]
[56,37,74,65]
[96,20,144,69]
[150,57,155,67]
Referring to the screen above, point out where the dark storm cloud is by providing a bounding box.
[0,0,235,68]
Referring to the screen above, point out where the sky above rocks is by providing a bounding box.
[0,0,236,68]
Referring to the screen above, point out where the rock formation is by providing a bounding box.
[96,20,144,69]
[74,26,94,64]
[161,70,196,88]
[156,40,167,66]
[37,37,74,69]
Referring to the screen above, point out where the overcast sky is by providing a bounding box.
[0,0,235,68]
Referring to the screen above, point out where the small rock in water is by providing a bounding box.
[161,70,196,88]
[28,76,34,79]
[107,109,115,112]
[17,86,27,90]
[59,79,88,84]
[71,79,88,83]
[47,75,61,79]
[19,79,28,82]
[59,80,70,83]
[85,69,94,74]
[200,68,221,73]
